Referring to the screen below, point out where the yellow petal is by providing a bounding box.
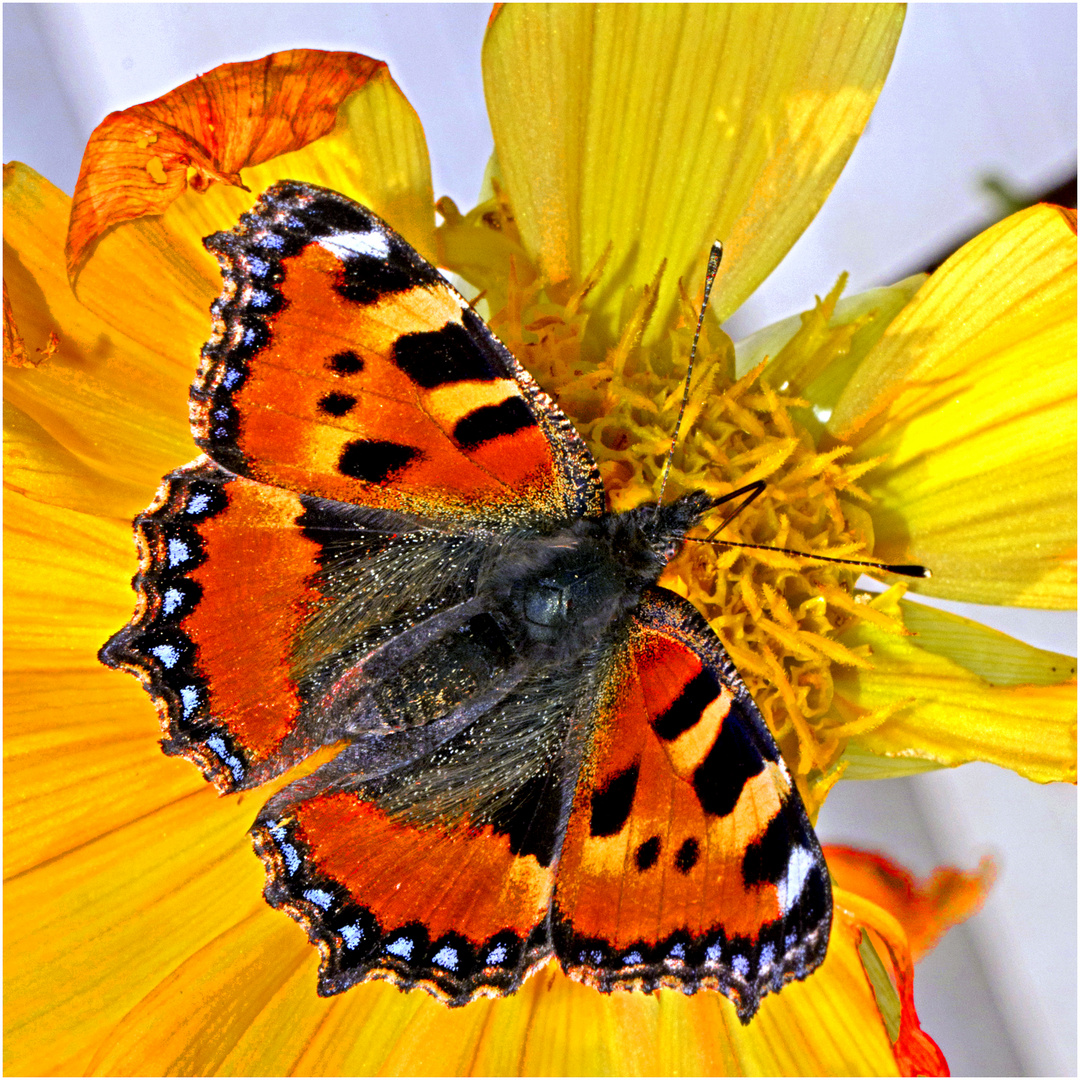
[484,4,904,340]
[65,943,902,1076]
[3,490,199,877]
[830,205,1077,607]
[4,400,148,518]
[735,931,899,1075]
[85,910,314,1075]
[4,164,192,512]
[4,492,141,674]
[835,591,1077,782]
[5,491,362,1074]
[435,190,534,321]
[5,668,205,880]
[735,273,926,393]
[838,743,946,780]
[5,789,264,1076]
[70,51,435,356]
[734,273,928,446]
[897,596,1077,688]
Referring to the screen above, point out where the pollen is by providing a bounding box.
[489,262,902,818]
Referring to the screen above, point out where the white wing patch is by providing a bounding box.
[319,230,391,261]
[777,845,815,915]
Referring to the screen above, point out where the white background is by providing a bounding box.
[5,4,1076,1074]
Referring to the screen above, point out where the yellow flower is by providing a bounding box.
[5,7,1074,1076]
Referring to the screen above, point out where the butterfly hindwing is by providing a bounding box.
[249,656,598,1002]
[194,180,603,529]
[98,455,506,791]
[99,458,323,790]
[552,587,831,1021]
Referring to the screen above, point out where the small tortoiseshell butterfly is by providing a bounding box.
[101,181,831,1022]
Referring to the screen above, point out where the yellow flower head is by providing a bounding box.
[5,6,1075,1076]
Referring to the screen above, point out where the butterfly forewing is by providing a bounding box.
[194,181,603,528]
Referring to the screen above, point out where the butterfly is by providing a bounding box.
[100,180,831,1022]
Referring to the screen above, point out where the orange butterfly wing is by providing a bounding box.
[103,182,603,791]
[553,588,831,1021]
[193,181,602,527]
[250,758,571,1003]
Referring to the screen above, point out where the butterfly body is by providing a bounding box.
[101,181,831,1021]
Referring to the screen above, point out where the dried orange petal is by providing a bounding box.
[826,844,995,961]
[66,50,388,279]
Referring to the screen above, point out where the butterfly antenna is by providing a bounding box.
[655,241,724,518]
[683,535,930,578]
[704,480,767,539]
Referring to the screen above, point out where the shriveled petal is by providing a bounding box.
[68,50,433,275]
[835,589,1076,782]
[484,4,903,341]
[825,845,995,962]
[3,279,58,368]
[830,205,1077,608]
[4,165,192,514]
[70,50,435,355]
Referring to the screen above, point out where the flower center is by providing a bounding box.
[487,269,884,817]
